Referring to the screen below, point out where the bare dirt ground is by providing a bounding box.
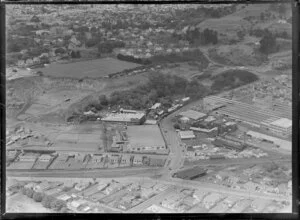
[6,193,53,213]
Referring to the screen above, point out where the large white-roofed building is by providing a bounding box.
[102,111,146,125]
[261,117,292,137]
[179,130,195,140]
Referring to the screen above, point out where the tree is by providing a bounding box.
[50,199,66,211]
[259,32,277,55]
[26,188,34,198]
[42,195,55,208]
[237,30,245,41]
[33,192,44,202]
[173,123,180,129]
[99,95,108,106]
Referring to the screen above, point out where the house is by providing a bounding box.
[149,158,165,167]
[202,193,223,209]
[70,199,88,209]
[38,154,52,162]
[75,182,90,191]
[56,193,72,202]
[132,155,143,166]
[30,15,40,23]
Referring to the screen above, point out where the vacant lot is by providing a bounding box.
[35,57,141,79]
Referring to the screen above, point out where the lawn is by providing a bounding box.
[35,57,141,79]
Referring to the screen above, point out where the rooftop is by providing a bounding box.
[179,110,206,120]
[179,130,195,139]
[127,125,165,148]
[269,118,292,128]
[102,113,145,122]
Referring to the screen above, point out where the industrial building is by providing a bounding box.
[261,117,292,137]
[102,110,146,125]
[212,137,245,151]
[179,110,206,121]
[126,125,167,153]
[174,167,207,180]
[190,127,218,137]
[205,96,291,136]
[179,130,196,139]
[246,130,291,151]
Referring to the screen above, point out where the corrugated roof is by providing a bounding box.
[179,110,206,120]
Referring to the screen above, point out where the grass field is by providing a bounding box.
[35,57,141,79]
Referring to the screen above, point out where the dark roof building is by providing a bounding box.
[174,167,207,180]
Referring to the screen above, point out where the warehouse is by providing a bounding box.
[102,112,146,125]
[179,110,206,121]
[174,167,207,180]
[179,130,195,139]
[261,117,292,137]
[190,127,218,137]
[212,137,245,151]
[126,125,166,153]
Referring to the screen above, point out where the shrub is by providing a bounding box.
[33,192,44,202]
[26,188,34,198]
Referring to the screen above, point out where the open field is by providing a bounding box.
[35,57,141,79]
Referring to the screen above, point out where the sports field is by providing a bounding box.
[35,57,141,79]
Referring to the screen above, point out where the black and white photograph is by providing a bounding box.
[3,0,296,215]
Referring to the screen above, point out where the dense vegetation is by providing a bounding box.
[117,54,151,65]
[109,73,208,109]
[83,73,209,112]
[151,49,209,66]
[173,28,218,45]
[259,31,278,55]
[211,70,259,92]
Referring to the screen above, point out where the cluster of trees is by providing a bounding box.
[116,54,151,65]
[259,31,278,55]
[151,49,209,69]
[182,28,218,45]
[21,187,68,213]
[7,37,35,53]
[97,40,125,54]
[108,72,208,110]
[70,50,81,58]
[211,70,259,92]
[269,3,288,16]
[250,28,289,39]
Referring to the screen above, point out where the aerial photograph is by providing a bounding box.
[5,2,292,214]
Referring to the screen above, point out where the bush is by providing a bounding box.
[26,188,34,198]
[33,192,44,202]
[50,199,66,211]
[42,195,55,209]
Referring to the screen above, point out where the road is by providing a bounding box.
[183,156,291,168]
[159,112,186,176]
[157,178,290,202]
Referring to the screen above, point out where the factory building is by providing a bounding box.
[212,137,245,151]
[179,110,206,121]
[260,117,292,137]
[102,111,146,125]
[179,130,195,139]
[174,167,207,180]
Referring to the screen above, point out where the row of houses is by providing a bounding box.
[7,151,166,170]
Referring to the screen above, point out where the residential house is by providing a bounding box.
[132,155,143,166]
